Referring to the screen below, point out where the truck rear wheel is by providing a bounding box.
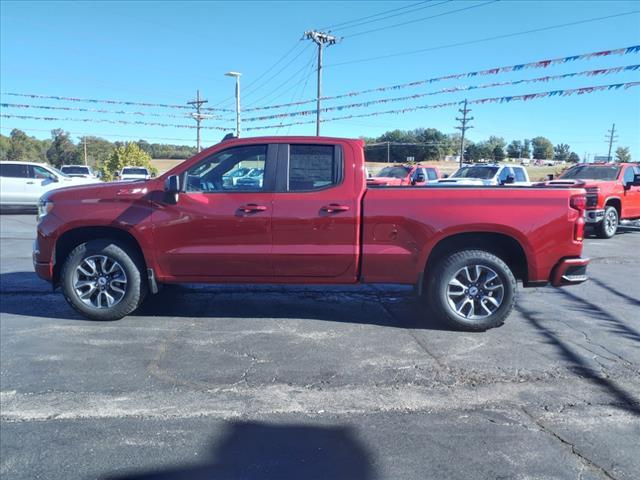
[60,239,147,321]
[426,250,516,331]
[596,206,618,239]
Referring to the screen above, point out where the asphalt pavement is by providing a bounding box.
[1,214,639,480]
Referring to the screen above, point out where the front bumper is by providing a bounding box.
[551,257,590,287]
[584,209,605,223]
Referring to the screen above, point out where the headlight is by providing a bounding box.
[37,200,54,221]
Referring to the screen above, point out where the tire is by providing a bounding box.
[60,239,147,321]
[596,206,618,239]
[426,249,517,332]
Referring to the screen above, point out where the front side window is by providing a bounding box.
[452,166,499,180]
[0,163,30,178]
[623,167,635,184]
[560,165,621,181]
[376,166,409,179]
[32,165,57,181]
[288,145,341,191]
[514,168,527,182]
[426,168,438,181]
[186,145,267,193]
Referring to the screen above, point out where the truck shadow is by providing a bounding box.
[0,271,451,331]
[104,420,376,480]
[515,304,640,416]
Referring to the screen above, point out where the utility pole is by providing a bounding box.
[188,90,208,152]
[455,99,473,167]
[304,30,336,136]
[606,123,617,162]
[387,141,390,163]
[83,137,88,166]
[225,72,242,137]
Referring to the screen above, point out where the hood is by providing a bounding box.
[43,179,156,203]
[58,176,101,186]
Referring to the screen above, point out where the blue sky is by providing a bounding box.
[1,0,639,159]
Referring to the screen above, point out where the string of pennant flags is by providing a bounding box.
[0,93,234,113]
[0,102,228,121]
[243,64,640,122]
[243,44,640,112]
[244,81,640,131]
[0,114,230,131]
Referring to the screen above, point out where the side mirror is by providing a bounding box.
[443,173,450,179]
[628,173,640,189]
[164,175,180,204]
[51,175,59,183]
[547,174,554,181]
[500,175,515,185]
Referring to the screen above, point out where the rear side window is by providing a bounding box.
[426,168,438,181]
[0,163,30,178]
[514,168,527,182]
[288,145,342,191]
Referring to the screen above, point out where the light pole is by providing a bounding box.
[225,71,242,137]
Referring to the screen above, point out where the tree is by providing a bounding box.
[531,136,554,160]
[0,134,9,161]
[79,136,115,167]
[568,152,580,163]
[493,144,505,162]
[46,129,79,167]
[7,129,30,161]
[506,140,523,159]
[615,146,631,163]
[99,143,158,181]
[553,143,571,162]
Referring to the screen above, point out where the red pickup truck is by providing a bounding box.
[558,163,640,238]
[34,136,589,331]
[367,164,441,186]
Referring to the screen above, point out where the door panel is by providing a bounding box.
[271,143,360,280]
[152,143,275,278]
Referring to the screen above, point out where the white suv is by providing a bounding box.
[0,161,100,209]
[119,166,151,181]
[438,164,531,186]
[60,164,99,179]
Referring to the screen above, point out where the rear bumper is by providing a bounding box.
[551,257,590,287]
[585,209,605,223]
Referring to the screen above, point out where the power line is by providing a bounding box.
[344,0,499,39]
[327,10,640,67]
[321,1,430,31]
[0,126,202,143]
[243,45,640,111]
[326,1,451,33]
[240,65,640,122]
[243,81,640,131]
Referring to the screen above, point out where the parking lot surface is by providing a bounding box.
[1,214,639,480]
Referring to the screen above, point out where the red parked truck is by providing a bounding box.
[34,136,589,331]
[367,164,441,186]
[558,163,640,238]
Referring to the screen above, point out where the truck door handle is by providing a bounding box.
[26,181,35,185]
[240,204,267,213]
[321,204,350,213]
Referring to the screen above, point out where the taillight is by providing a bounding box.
[585,187,599,207]
[570,194,587,212]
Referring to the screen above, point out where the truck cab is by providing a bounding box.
[367,164,440,186]
[559,163,640,238]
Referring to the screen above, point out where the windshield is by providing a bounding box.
[61,166,90,175]
[122,168,148,175]
[560,165,621,181]
[452,166,499,180]
[225,167,251,178]
[376,166,410,179]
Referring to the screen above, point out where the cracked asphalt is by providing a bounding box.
[1,214,639,480]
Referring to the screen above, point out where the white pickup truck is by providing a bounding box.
[438,164,531,186]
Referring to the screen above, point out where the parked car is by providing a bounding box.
[60,165,99,179]
[557,163,640,238]
[34,136,588,331]
[234,168,264,189]
[0,161,100,209]
[367,164,440,186]
[438,164,530,186]
[223,167,254,187]
[119,166,151,181]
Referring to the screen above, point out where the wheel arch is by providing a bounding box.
[53,226,147,285]
[604,197,622,217]
[419,231,529,294]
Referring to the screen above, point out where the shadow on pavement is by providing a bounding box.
[104,420,376,480]
[590,278,640,308]
[516,304,640,416]
[0,271,452,331]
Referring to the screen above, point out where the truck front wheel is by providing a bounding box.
[427,250,516,331]
[60,239,147,321]
[596,206,618,239]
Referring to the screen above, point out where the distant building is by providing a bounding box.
[592,155,612,163]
